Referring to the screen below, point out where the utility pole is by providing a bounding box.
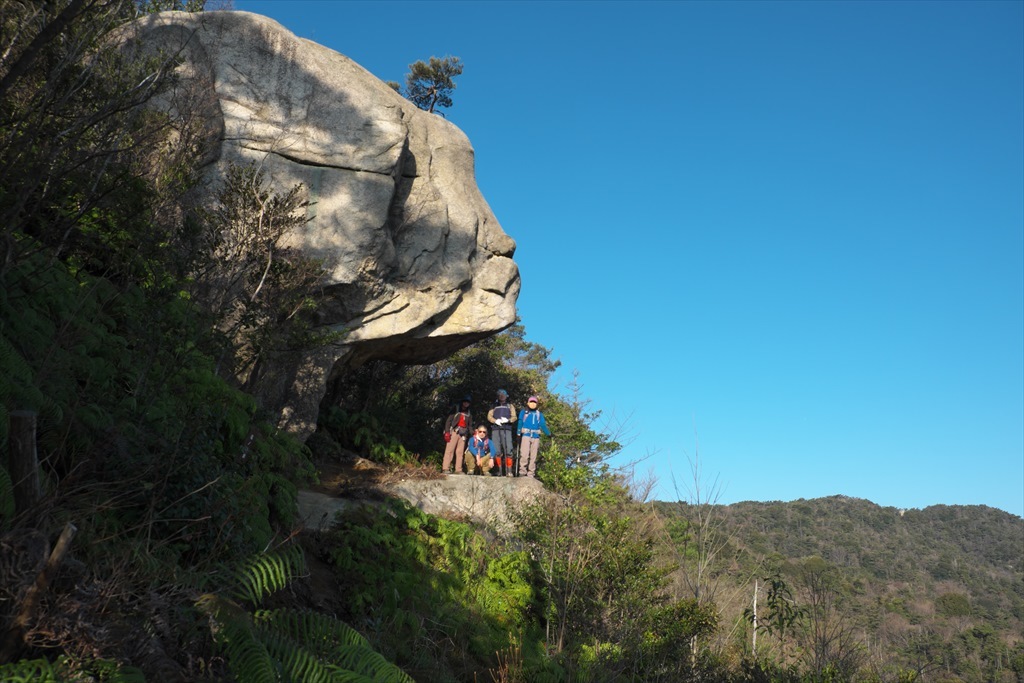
[752,579,759,658]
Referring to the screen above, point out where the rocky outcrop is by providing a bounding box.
[388,474,549,535]
[121,11,519,437]
[297,473,550,536]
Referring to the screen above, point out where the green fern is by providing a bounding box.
[254,608,371,652]
[255,609,411,681]
[0,658,60,683]
[202,548,415,683]
[323,407,409,462]
[218,620,278,683]
[231,544,306,605]
[328,645,415,683]
[0,656,146,682]
[197,594,278,683]
[259,628,373,683]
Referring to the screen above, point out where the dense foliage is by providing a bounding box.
[0,0,319,678]
[290,464,718,683]
[316,322,623,472]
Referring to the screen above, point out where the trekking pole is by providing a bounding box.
[514,436,521,477]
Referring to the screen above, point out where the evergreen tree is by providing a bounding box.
[400,55,463,114]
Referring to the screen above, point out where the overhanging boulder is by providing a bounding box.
[121,11,520,437]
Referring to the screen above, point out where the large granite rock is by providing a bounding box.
[297,474,550,536]
[121,11,519,436]
[387,474,548,535]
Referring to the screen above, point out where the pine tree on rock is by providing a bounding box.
[396,56,464,114]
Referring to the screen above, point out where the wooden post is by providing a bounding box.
[752,578,758,658]
[0,522,77,663]
[8,411,40,513]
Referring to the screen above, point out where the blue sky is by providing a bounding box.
[235,0,1024,517]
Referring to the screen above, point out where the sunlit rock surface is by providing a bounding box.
[123,11,519,436]
[297,472,548,536]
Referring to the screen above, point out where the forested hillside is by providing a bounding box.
[656,496,1024,682]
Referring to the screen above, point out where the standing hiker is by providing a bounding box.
[487,389,517,476]
[442,397,472,474]
[516,396,550,479]
[467,425,496,475]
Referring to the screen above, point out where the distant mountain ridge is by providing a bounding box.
[654,495,1024,680]
[714,495,1022,573]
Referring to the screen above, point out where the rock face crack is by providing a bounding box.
[233,141,395,176]
[406,242,442,277]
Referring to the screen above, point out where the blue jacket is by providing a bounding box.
[517,409,550,438]
[468,436,496,458]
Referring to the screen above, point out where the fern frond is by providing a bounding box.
[203,548,411,682]
[0,658,61,682]
[253,609,412,682]
[329,645,415,683]
[321,666,378,683]
[258,628,359,683]
[0,655,145,682]
[196,593,278,683]
[222,620,278,683]
[172,564,218,593]
[254,608,371,655]
[231,544,306,604]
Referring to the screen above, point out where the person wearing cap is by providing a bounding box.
[467,425,497,475]
[487,389,517,476]
[516,396,550,479]
[442,396,472,474]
